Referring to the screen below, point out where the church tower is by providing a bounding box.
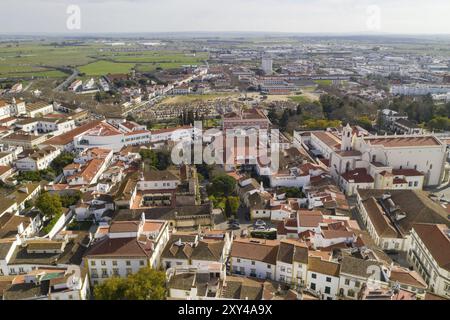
[341,123,353,151]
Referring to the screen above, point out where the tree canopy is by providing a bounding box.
[35,192,63,218]
[94,267,166,300]
[208,174,237,197]
[50,152,75,175]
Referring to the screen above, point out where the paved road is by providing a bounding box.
[54,68,79,92]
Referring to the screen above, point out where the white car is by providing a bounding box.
[254,219,266,227]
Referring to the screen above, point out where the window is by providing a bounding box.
[280,275,285,282]
[239,267,245,274]
[250,268,256,276]
[90,261,96,266]
[126,268,133,276]
[311,273,317,279]
[113,268,119,276]
[310,283,316,291]
[355,281,361,288]
[345,279,350,286]
[280,266,286,272]
[266,272,272,279]
[139,260,145,266]
[112,261,117,266]
[444,283,450,294]
[101,269,108,278]
[414,181,418,187]
[237,258,241,263]
[251,261,255,265]
[326,277,331,282]
[126,261,131,266]
[101,260,106,266]
[267,264,271,269]
[325,286,331,294]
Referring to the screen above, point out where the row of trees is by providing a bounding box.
[387,95,450,131]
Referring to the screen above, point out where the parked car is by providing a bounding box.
[254,219,266,227]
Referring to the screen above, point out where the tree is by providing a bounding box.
[139,149,171,170]
[35,192,63,218]
[225,196,239,218]
[93,277,128,300]
[279,109,290,132]
[208,174,236,197]
[124,267,167,300]
[51,152,75,175]
[94,267,166,300]
[279,187,303,198]
[427,116,450,132]
[60,190,83,208]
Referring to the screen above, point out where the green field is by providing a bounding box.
[0,41,209,79]
[79,60,136,76]
[314,79,333,86]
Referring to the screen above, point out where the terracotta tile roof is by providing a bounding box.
[312,131,341,149]
[307,255,340,277]
[297,210,323,228]
[231,238,279,264]
[361,197,399,238]
[43,120,102,146]
[392,169,424,177]
[84,236,153,258]
[389,267,427,288]
[341,168,374,183]
[412,223,450,272]
[364,136,442,147]
[0,165,12,176]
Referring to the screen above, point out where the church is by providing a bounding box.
[328,124,449,195]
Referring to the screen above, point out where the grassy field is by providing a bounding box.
[79,60,136,76]
[288,95,311,104]
[0,41,209,79]
[314,79,333,86]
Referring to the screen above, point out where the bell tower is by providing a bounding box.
[341,123,353,151]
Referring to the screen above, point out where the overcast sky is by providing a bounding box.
[1,0,450,35]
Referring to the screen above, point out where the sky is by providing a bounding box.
[1,0,450,35]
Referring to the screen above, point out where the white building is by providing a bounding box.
[261,57,273,75]
[356,189,449,252]
[16,146,61,171]
[85,217,170,286]
[230,239,279,280]
[73,121,151,152]
[408,223,450,298]
[26,102,54,118]
[330,124,448,188]
[306,255,340,300]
